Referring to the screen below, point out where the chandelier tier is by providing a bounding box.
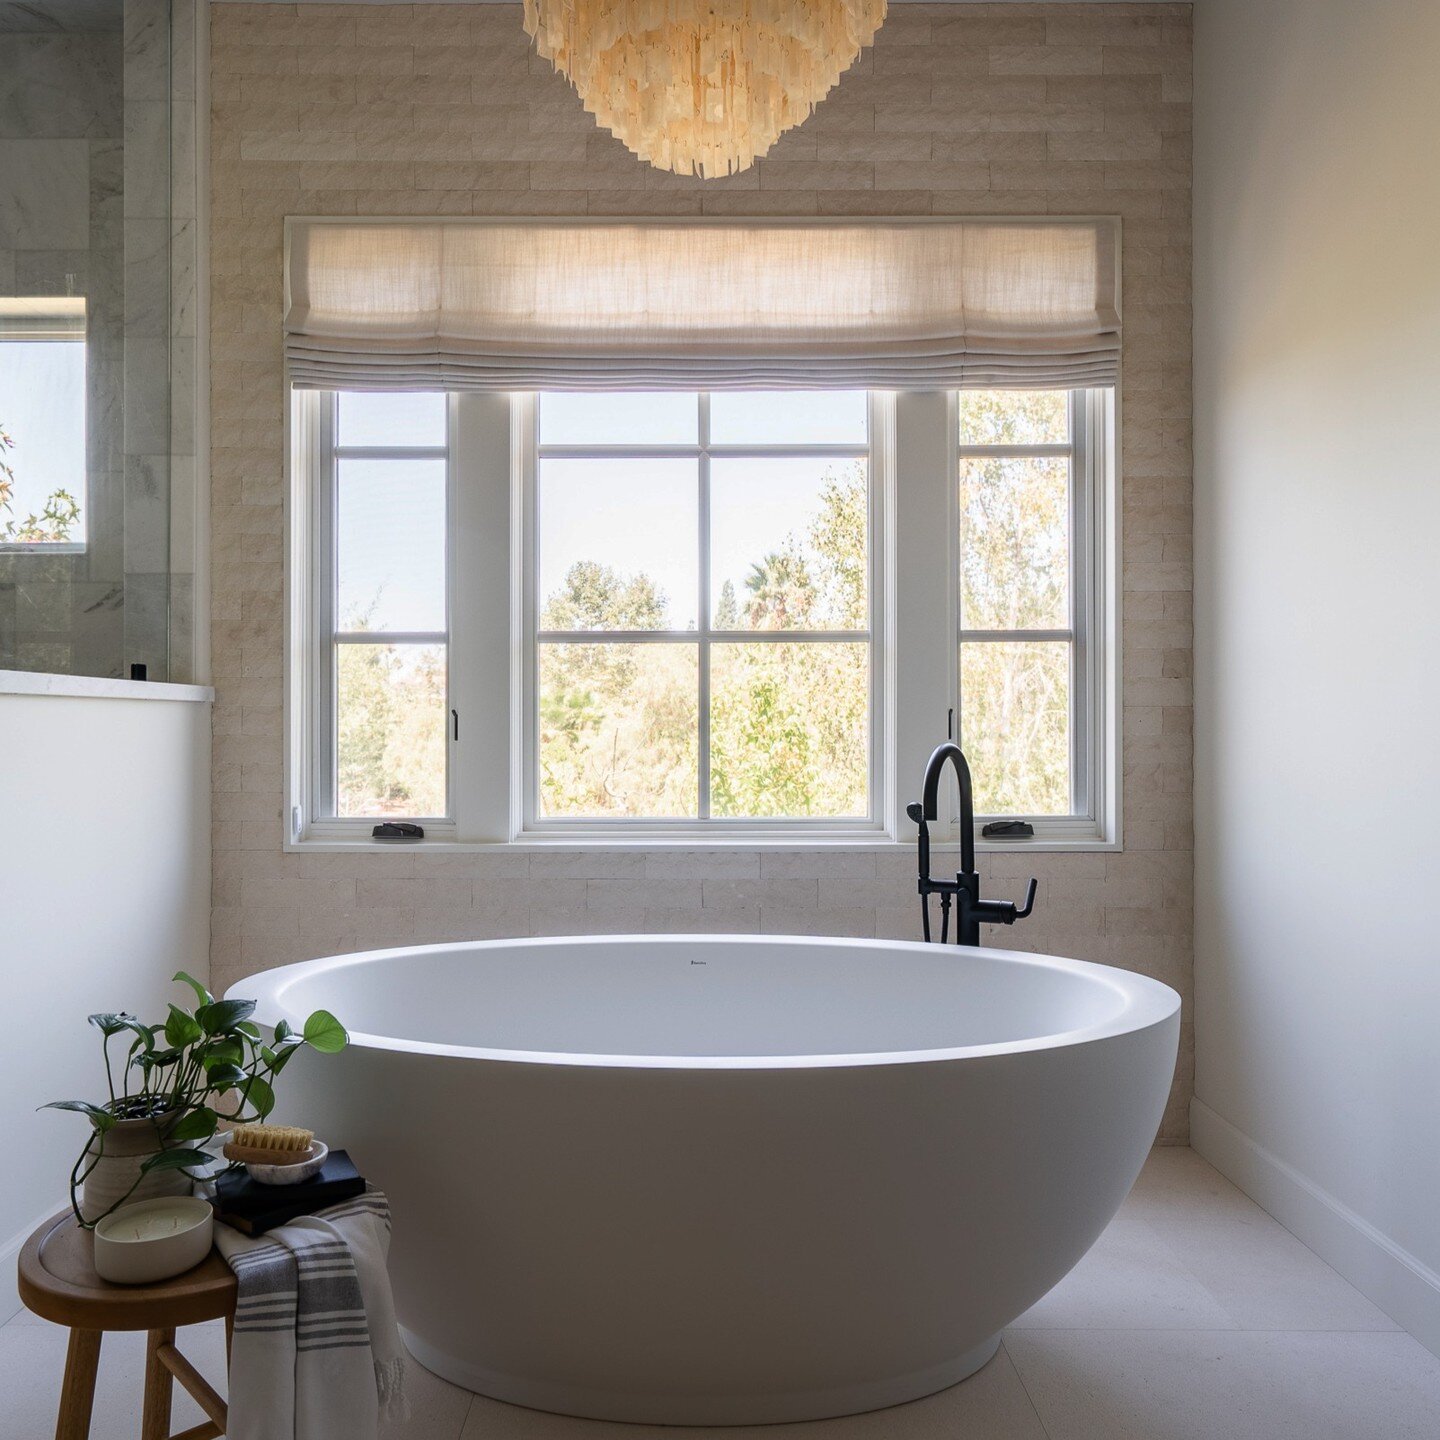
[522,0,889,179]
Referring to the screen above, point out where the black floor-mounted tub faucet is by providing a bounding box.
[907,742,1038,945]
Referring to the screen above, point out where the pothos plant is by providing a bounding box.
[44,970,349,1228]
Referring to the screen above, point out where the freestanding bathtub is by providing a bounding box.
[236,935,1179,1424]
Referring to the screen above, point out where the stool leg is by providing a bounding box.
[55,1328,102,1440]
[141,1328,175,1440]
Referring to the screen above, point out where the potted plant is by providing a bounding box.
[44,970,348,1228]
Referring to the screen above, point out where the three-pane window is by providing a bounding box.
[302,385,1113,844]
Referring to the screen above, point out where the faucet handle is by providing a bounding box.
[977,877,1039,927]
[1014,877,1038,921]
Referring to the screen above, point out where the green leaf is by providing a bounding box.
[87,1012,131,1037]
[273,1018,292,1043]
[200,1036,243,1066]
[145,1047,183,1069]
[202,1061,247,1088]
[164,1004,202,1050]
[141,1147,212,1175]
[195,998,257,1035]
[40,1100,115,1133]
[166,1107,217,1143]
[235,1021,261,1040]
[119,1019,157,1052]
[240,1076,275,1118]
[172,970,214,1008]
[302,1010,348,1054]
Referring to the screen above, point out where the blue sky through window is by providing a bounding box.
[0,341,86,542]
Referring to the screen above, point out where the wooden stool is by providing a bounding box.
[18,1210,237,1440]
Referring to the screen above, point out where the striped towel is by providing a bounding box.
[214,1189,408,1440]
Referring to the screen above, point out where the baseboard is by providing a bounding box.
[0,1205,61,1325]
[1191,1098,1440,1359]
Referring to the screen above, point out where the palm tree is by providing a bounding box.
[743,551,813,628]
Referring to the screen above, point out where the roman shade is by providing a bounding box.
[0,296,86,341]
[284,217,1120,392]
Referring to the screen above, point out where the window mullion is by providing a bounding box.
[960,628,1074,644]
[334,630,448,645]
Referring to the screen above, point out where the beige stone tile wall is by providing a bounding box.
[208,2,1194,1138]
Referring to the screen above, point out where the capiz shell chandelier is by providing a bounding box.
[522,0,890,179]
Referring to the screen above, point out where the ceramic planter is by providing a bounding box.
[80,1111,190,1225]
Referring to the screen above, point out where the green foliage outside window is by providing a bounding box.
[0,419,80,543]
[328,390,1081,826]
[959,389,1074,817]
[539,466,870,819]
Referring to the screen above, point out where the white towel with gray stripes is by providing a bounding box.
[214,1189,408,1440]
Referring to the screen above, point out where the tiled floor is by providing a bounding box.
[5,1148,1439,1440]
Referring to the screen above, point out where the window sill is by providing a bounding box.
[287,832,1122,856]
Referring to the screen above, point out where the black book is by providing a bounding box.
[214,1148,366,1235]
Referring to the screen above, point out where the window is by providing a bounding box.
[292,385,1115,848]
[527,391,880,829]
[0,298,87,548]
[309,391,450,823]
[957,389,1111,828]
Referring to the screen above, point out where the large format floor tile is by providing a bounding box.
[0,1312,469,1440]
[0,1318,227,1440]
[457,1343,1047,1440]
[4,1149,1437,1440]
[1007,1206,1237,1331]
[383,1356,476,1440]
[1125,1148,1400,1332]
[1004,1328,1440,1440]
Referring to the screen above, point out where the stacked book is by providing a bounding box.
[213,1149,366,1235]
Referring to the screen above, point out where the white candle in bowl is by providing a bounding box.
[113,1212,190,1242]
[94,1197,215,1284]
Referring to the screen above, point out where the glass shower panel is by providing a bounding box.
[0,0,181,680]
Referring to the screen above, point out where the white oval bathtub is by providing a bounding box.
[237,935,1179,1424]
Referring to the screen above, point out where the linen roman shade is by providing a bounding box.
[284,218,1120,392]
[0,296,86,341]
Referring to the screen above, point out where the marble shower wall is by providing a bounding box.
[0,0,200,680]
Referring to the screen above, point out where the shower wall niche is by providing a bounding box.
[0,0,198,681]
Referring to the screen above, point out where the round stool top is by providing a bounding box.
[18,1211,237,1332]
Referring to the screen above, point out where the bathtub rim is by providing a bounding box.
[232,933,1180,1072]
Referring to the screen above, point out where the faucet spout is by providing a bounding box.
[917,741,976,875]
[908,740,1036,946]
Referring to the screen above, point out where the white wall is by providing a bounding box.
[1193,0,1440,1354]
[0,684,210,1318]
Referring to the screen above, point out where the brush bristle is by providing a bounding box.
[230,1123,313,1152]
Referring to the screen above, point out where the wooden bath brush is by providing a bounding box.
[222,1123,316,1166]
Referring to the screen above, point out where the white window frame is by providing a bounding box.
[290,390,459,844]
[951,387,1118,842]
[0,303,89,555]
[516,390,890,841]
[287,387,1118,852]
